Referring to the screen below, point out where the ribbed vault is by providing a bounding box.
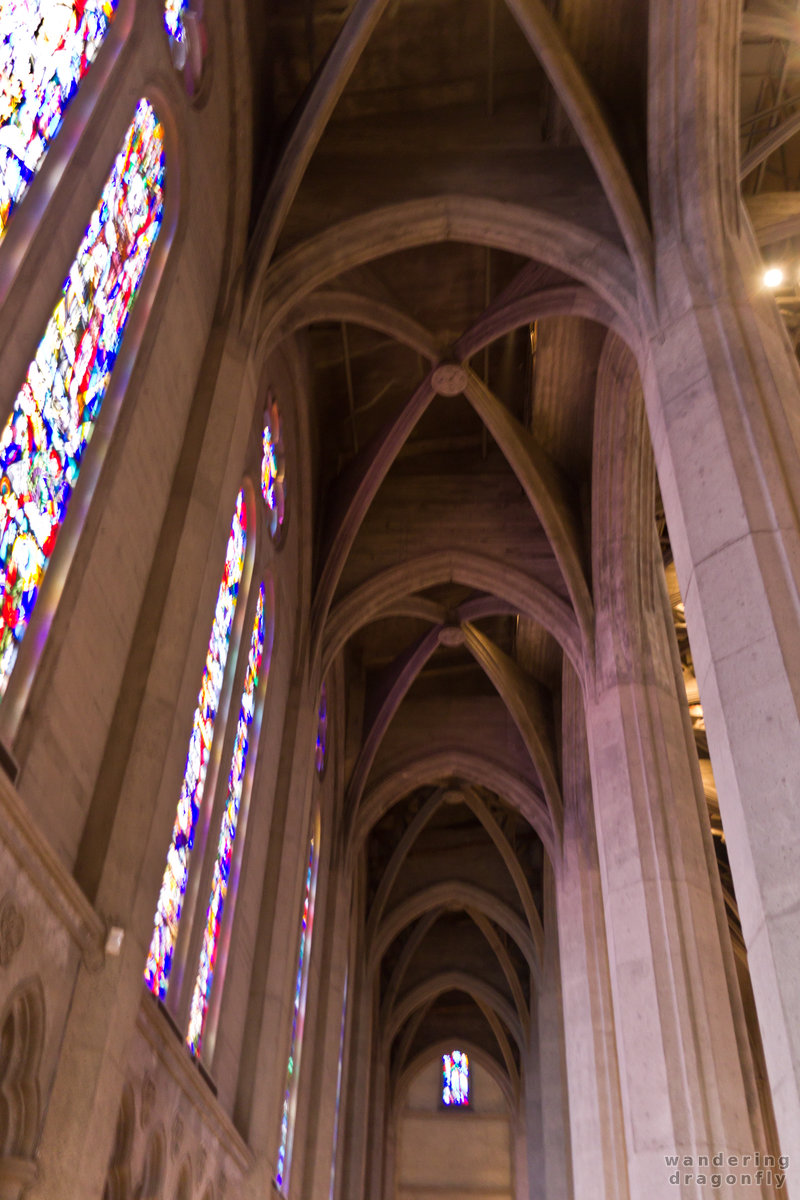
[237,0,787,1164]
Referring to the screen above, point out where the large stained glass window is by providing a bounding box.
[0,0,118,240]
[442,1050,469,1107]
[186,582,266,1056]
[144,492,247,999]
[0,98,165,700]
[276,835,318,1193]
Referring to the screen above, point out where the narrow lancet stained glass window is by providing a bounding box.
[0,98,164,700]
[0,0,118,240]
[314,682,327,775]
[276,835,317,1193]
[144,491,247,999]
[261,399,285,542]
[164,0,190,54]
[186,582,266,1056]
[442,1050,469,1106]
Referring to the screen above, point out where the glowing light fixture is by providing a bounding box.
[763,266,785,290]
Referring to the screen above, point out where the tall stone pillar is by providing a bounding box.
[536,868,572,1200]
[339,958,373,1200]
[583,338,766,1197]
[556,662,629,1200]
[646,1,800,1168]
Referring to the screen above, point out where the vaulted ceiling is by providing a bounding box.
[244,0,787,1102]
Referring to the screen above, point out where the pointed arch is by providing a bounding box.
[251,196,640,352]
[0,977,44,1159]
[102,1082,136,1200]
[386,972,524,1053]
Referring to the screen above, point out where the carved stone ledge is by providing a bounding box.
[136,999,253,1177]
[0,772,104,970]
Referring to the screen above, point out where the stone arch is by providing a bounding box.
[0,977,45,1160]
[138,1129,165,1200]
[102,1082,136,1200]
[323,550,582,679]
[173,1160,192,1200]
[397,1040,517,1113]
[250,197,640,350]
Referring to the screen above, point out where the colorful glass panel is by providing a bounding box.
[144,491,247,999]
[164,0,188,52]
[186,582,266,1056]
[0,98,164,700]
[0,0,118,240]
[442,1050,469,1106]
[314,681,327,775]
[261,402,285,542]
[276,835,317,1192]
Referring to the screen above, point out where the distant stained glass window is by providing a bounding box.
[442,1050,469,1106]
[186,582,266,1056]
[144,491,247,999]
[276,835,317,1193]
[261,399,285,543]
[0,98,165,700]
[0,0,118,240]
[164,0,189,50]
[314,682,327,775]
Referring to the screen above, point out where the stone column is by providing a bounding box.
[647,0,800,1167]
[522,1010,545,1200]
[339,957,373,1200]
[584,339,766,1197]
[556,662,629,1200]
[536,867,571,1200]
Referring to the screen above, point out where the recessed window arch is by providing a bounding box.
[0,97,166,706]
[0,0,121,243]
[145,488,248,1000]
[186,573,275,1057]
[276,813,321,1194]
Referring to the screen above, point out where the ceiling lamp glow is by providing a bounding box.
[763,266,784,290]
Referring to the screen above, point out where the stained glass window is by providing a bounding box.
[0,98,165,700]
[144,491,247,999]
[186,582,266,1056]
[0,0,118,241]
[314,682,327,776]
[442,1050,469,1106]
[261,399,285,543]
[164,0,189,49]
[276,835,317,1193]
